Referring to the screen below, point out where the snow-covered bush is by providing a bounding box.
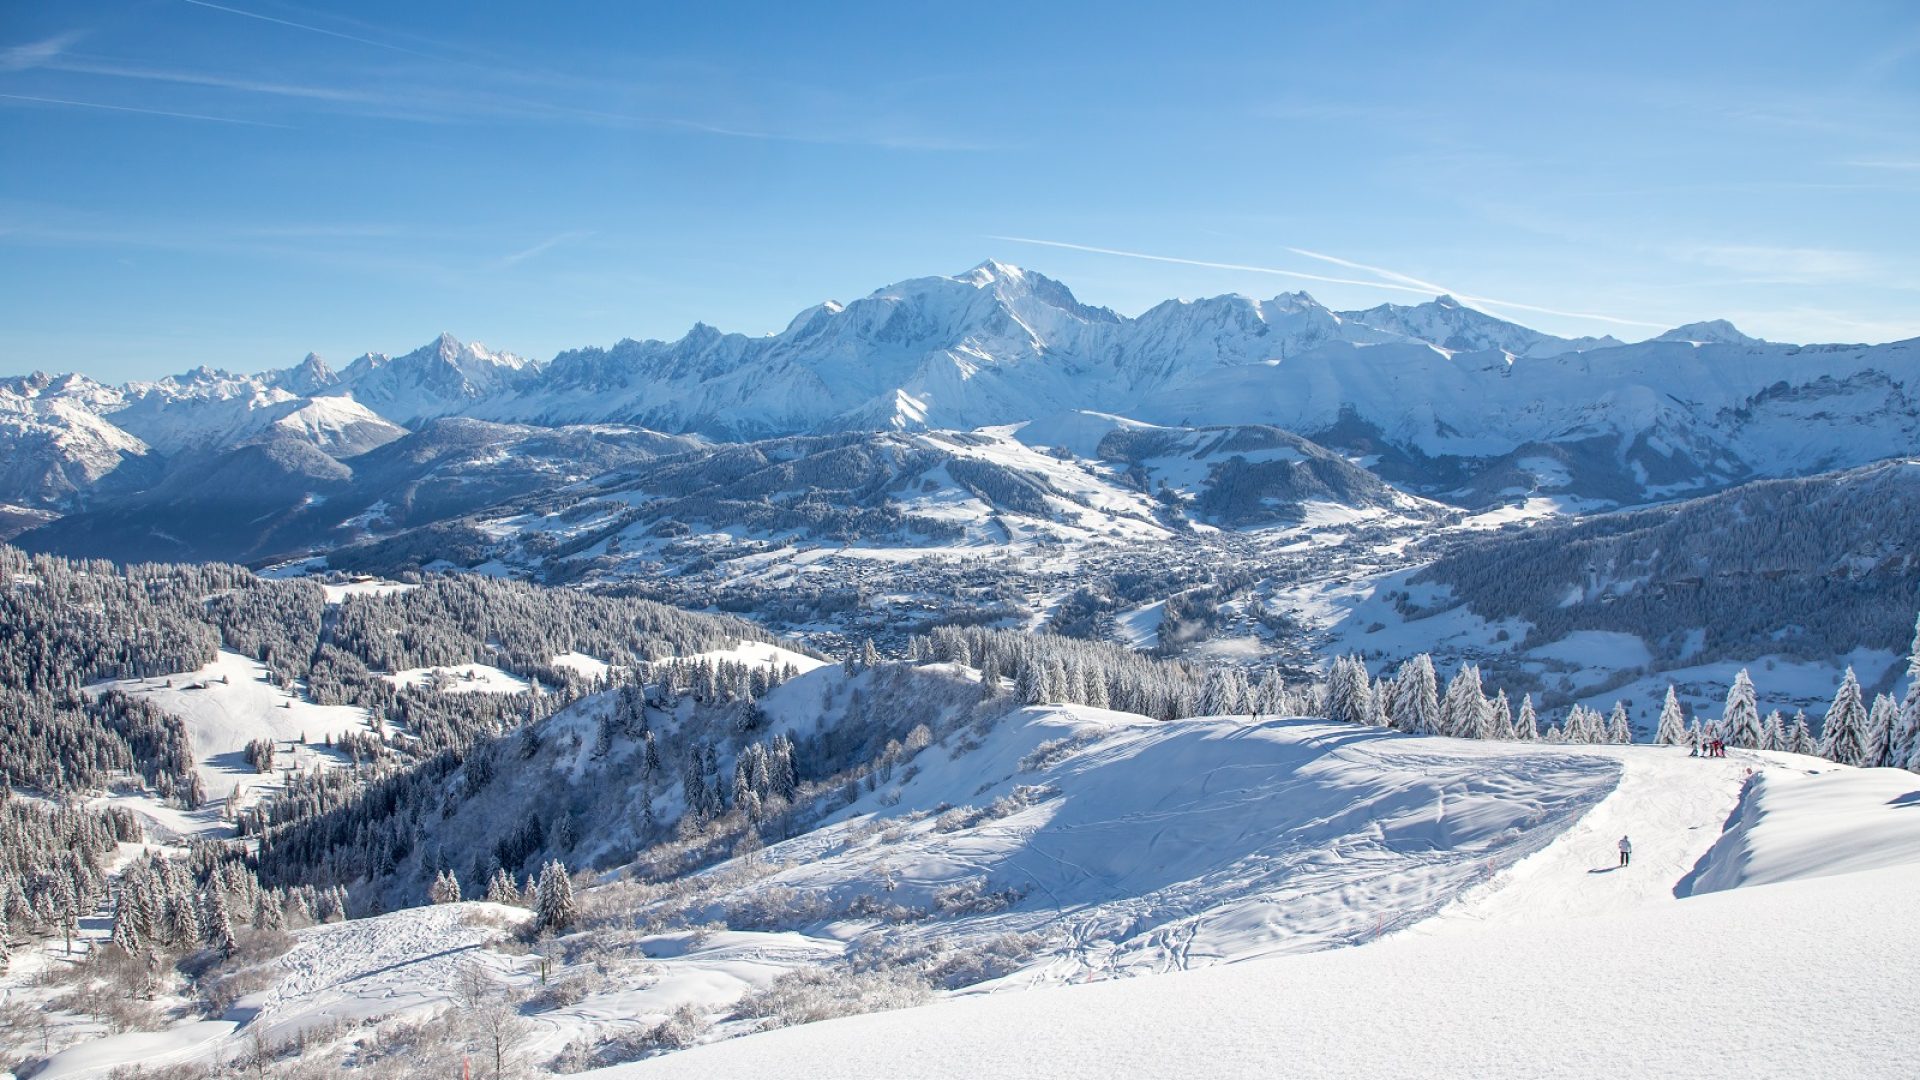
[732,965,934,1029]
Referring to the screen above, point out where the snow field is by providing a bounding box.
[89,650,372,806]
[382,662,538,695]
[585,860,1920,1080]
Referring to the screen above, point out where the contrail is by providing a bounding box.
[987,236,1441,297]
[180,0,441,60]
[992,235,1669,330]
[0,92,290,128]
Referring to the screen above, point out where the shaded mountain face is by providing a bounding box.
[1094,424,1419,527]
[3,262,1916,522]
[13,420,702,565]
[1412,459,1920,668]
[306,423,1444,580]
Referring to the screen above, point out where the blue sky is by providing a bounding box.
[2,0,1917,381]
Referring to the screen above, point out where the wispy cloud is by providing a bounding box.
[1669,243,1881,285]
[41,52,990,149]
[0,91,290,128]
[179,0,458,62]
[992,236,1669,329]
[987,236,1442,296]
[499,230,594,268]
[0,32,84,73]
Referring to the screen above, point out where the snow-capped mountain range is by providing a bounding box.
[3,260,1915,519]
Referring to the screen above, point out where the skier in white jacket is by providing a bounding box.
[1618,835,1633,868]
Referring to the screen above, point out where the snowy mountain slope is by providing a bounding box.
[11,419,700,565]
[32,664,1920,1080]
[305,421,1439,583]
[1338,294,1624,357]
[1680,764,1920,894]
[0,371,151,506]
[249,395,408,458]
[87,650,374,807]
[584,860,1920,1080]
[333,332,538,425]
[666,706,1620,980]
[1407,458,1920,671]
[1093,423,1430,527]
[7,263,1917,517]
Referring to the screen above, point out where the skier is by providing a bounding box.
[1618,835,1633,868]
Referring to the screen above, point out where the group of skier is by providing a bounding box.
[1690,736,1727,758]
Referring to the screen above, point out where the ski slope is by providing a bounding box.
[588,861,1920,1080]
[21,696,1920,1079]
[87,650,373,807]
[583,739,1920,1079]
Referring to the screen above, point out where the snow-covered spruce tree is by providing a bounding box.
[1390,655,1440,735]
[1655,687,1687,746]
[1367,680,1392,727]
[1439,664,1485,739]
[1490,690,1515,741]
[1820,668,1871,766]
[1789,710,1815,756]
[485,867,521,906]
[1325,656,1373,727]
[253,890,283,931]
[1898,614,1920,771]
[1515,694,1539,741]
[1722,669,1763,749]
[430,869,463,904]
[201,885,236,956]
[0,907,9,973]
[1603,702,1630,744]
[111,889,144,956]
[1761,711,1786,753]
[534,860,576,933]
[1864,694,1897,769]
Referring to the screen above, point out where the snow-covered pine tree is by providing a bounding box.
[1655,687,1687,746]
[485,867,520,906]
[1605,702,1632,744]
[1016,660,1044,706]
[1898,614,1920,772]
[534,859,576,933]
[1820,668,1871,765]
[1440,664,1487,738]
[1760,711,1786,753]
[1864,694,1897,768]
[1722,669,1763,749]
[430,869,462,904]
[1326,656,1372,727]
[1391,655,1440,735]
[1490,690,1515,740]
[1367,680,1391,727]
[201,886,235,956]
[1515,694,1539,741]
[111,889,143,956]
[1789,710,1814,756]
[0,907,9,973]
[253,890,283,931]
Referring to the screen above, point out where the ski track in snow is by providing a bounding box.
[1409,743,1756,933]
[21,701,1920,1079]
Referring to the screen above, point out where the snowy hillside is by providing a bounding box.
[21,660,1920,1078]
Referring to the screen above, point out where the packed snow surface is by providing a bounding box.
[382,662,536,694]
[22,695,1920,1079]
[588,861,1920,1080]
[87,650,371,803]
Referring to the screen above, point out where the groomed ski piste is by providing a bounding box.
[20,690,1920,1079]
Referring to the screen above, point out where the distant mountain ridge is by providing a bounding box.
[3,260,1916,520]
